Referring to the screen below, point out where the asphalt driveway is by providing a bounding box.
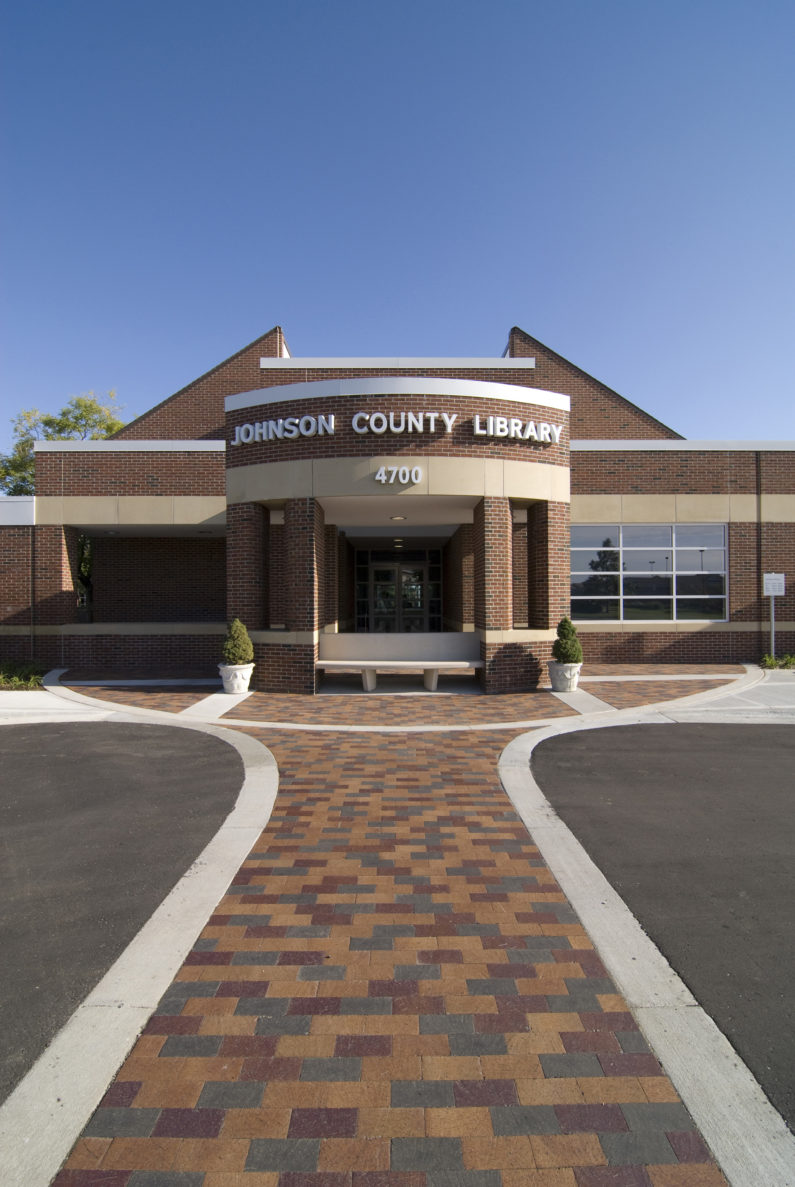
[0,721,243,1104]
[531,722,795,1128]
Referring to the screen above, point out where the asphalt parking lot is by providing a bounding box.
[0,721,243,1104]
[532,721,795,1128]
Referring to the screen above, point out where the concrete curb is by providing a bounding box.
[498,712,795,1187]
[0,674,280,1187]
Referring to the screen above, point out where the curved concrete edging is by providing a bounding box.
[498,707,795,1187]
[0,671,280,1187]
[42,660,767,733]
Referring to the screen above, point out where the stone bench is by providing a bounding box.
[315,657,484,692]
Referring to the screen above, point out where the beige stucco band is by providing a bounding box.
[227,456,570,506]
[571,493,795,523]
[34,496,227,527]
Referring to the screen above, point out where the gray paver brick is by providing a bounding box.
[546,992,602,1013]
[255,1015,311,1035]
[391,1136,464,1171]
[159,981,218,1001]
[300,1057,362,1081]
[600,1130,678,1164]
[467,978,517,996]
[197,1080,265,1108]
[297,963,347,980]
[245,1137,321,1172]
[617,1030,651,1054]
[418,1015,474,1035]
[84,1107,160,1138]
[539,1053,604,1078]
[235,996,287,1016]
[394,963,442,980]
[340,996,393,1014]
[392,1080,456,1108]
[621,1102,694,1131]
[158,1035,222,1058]
[490,1105,561,1135]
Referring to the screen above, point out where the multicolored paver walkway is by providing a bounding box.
[51,667,740,1186]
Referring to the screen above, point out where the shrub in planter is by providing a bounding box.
[548,616,584,691]
[219,618,255,693]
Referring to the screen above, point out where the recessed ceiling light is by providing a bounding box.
[390,515,406,521]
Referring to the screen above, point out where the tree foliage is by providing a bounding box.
[0,392,126,494]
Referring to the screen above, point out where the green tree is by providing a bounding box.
[0,392,126,495]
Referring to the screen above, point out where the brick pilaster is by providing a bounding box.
[473,497,512,630]
[284,498,325,633]
[226,503,269,628]
[323,524,339,629]
[527,500,570,628]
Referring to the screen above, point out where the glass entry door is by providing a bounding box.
[371,564,428,632]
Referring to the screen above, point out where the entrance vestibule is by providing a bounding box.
[353,547,443,633]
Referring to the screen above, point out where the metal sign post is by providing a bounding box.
[763,573,786,657]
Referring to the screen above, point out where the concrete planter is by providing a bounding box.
[548,661,582,692]
[219,662,254,694]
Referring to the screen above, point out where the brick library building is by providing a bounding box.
[1,326,792,693]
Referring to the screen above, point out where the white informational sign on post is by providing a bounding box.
[763,573,786,597]
[763,573,786,657]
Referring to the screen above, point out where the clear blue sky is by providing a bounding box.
[2,0,793,454]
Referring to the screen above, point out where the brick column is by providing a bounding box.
[475,498,525,693]
[258,498,324,694]
[473,497,512,630]
[527,500,570,629]
[226,502,269,629]
[285,498,324,632]
[442,524,474,629]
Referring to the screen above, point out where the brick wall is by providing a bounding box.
[570,448,795,496]
[481,640,551,694]
[33,526,80,625]
[35,451,225,497]
[0,525,33,626]
[92,537,226,623]
[576,630,787,665]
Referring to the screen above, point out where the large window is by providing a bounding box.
[570,524,727,622]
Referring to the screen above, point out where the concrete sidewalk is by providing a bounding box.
[0,666,793,1187]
